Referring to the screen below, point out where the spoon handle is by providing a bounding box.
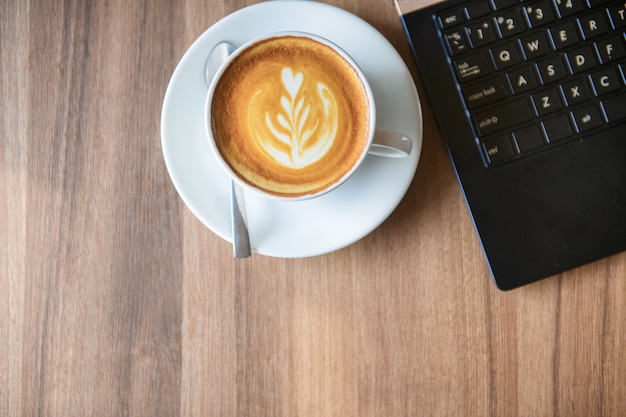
[206,42,251,258]
[231,180,251,258]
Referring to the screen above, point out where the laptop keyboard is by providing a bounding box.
[436,0,626,165]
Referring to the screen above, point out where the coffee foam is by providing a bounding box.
[211,35,370,198]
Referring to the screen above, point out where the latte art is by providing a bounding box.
[253,67,338,168]
[210,35,371,198]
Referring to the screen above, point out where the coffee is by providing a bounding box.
[210,35,372,198]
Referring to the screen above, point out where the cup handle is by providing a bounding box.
[368,128,413,158]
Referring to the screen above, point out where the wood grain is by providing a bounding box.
[1,1,625,416]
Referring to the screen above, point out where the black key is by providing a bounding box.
[570,104,604,133]
[590,67,623,96]
[445,30,470,55]
[453,52,493,82]
[531,88,563,116]
[553,0,586,18]
[577,12,610,39]
[490,42,522,70]
[467,20,497,48]
[483,134,515,164]
[492,0,517,10]
[473,98,534,136]
[601,93,626,122]
[507,66,538,94]
[465,2,491,19]
[549,22,580,49]
[536,56,568,84]
[495,9,527,38]
[542,114,574,142]
[565,45,597,74]
[463,76,510,109]
[560,77,592,106]
[520,31,552,60]
[524,1,556,28]
[586,0,611,6]
[513,124,546,153]
[595,36,626,64]
[607,3,626,29]
[439,10,465,29]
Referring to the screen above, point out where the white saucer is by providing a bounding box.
[161,0,423,258]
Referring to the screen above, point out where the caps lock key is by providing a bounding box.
[463,76,509,109]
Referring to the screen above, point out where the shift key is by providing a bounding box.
[472,98,533,137]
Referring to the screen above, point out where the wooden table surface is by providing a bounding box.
[2,0,625,415]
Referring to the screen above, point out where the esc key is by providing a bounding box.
[438,9,465,29]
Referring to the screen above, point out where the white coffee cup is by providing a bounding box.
[205,32,413,201]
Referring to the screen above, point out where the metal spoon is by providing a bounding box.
[206,42,251,258]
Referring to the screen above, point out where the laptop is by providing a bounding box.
[396,0,626,290]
